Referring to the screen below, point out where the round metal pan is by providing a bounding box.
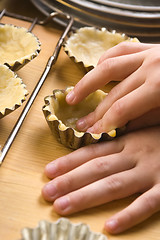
[30,0,160,42]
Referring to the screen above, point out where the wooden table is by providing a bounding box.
[0,1,160,240]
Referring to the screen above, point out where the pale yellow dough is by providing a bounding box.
[44,87,116,138]
[0,24,40,66]
[0,65,28,115]
[64,27,139,67]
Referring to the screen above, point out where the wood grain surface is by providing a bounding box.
[0,5,160,240]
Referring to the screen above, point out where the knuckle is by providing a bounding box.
[86,111,97,125]
[102,58,116,74]
[112,100,124,120]
[87,142,108,157]
[106,176,123,194]
[143,194,158,213]
[55,174,72,192]
[75,191,85,204]
[95,158,109,173]
[87,144,100,156]
[55,156,68,172]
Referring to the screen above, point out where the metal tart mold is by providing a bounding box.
[21,218,108,240]
[63,26,139,72]
[0,64,28,118]
[42,86,116,149]
[0,24,41,71]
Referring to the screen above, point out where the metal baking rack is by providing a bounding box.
[0,9,74,165]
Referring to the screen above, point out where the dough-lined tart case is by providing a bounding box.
[0,24,41,71]
[43,86,116,149]
[0,64,28,118]
[63,26,139,72]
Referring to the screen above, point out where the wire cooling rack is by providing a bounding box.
[0,9,74,165]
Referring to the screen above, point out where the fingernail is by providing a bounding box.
[56,196,70,211]
[44,183,57,198]
[105,219,119,233]
[45,163,57,177]
[66,90,75,103]
[77,119,87,131]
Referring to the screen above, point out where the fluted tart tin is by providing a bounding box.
[43,86,116,149]
[0,64,28,118]
[63,26,139,72]
[0,24,41,71]
[21,218,108,240]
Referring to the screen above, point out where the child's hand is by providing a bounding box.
[66,42,160,133]
[42,126,160,234]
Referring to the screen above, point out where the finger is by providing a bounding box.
[42,148,136,202]
[76,96,108,132]
[88,83,158,133]
[44,140,124,179]
[53,168,149,215]
[105,184,160,234]
[66,52,144,105]
[76,67,145,132]
[98,42,156,65]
